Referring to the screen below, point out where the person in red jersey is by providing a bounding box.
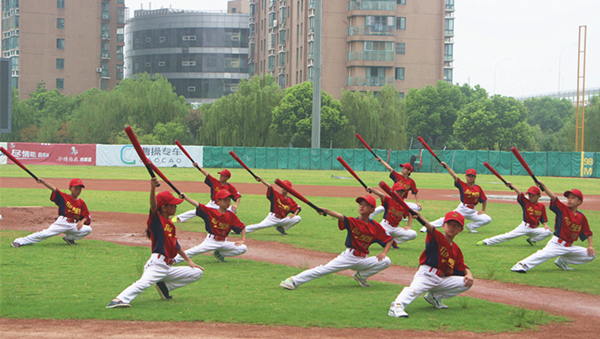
[279,195,394,290]
[173,189,247,264]
[12,178,92,247]
[389,211,474,318]
[245,177,301,235]
[511,183,595,273]
[371,157,421,219]
[106,178,203,308]
[368,183,416,247]
[425,162,491,233]
[173,165,241,223]
[478,184,551,247]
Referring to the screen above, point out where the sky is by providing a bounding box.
[125,0,600,98]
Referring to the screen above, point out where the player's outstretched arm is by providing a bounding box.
[537,181,556,201]
[368,187,385,200]
[178,248,204,270]
[37,178,57,192]
[149,178,159,215]
[507,182,521,195]
[441,161,459,182]
[193,162,209,177]
[414,210,434,233]
[375,156,394,172]
[319,208,344,220]
[255,176,271,188]
[180,193,200,207]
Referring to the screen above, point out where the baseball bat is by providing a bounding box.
[355,133,378,159]
[336,156,367,189]
[0,146,39,180]
[124,126,159,185]
[275,178,327,216]
[229,151,258,180]
[417,136,444,166]
[148,162,181,196]
[510,147,544,191]
[174,140,203,173]
[483,161,514,190]
[379,181,426,226]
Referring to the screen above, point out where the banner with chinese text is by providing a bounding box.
[96,144,203,167]
[6,142,96,165]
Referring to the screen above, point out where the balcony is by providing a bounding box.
[445,29,454,36]
[348,0,396,11]
[445,0,455,11]
[116,53,124,61]
[444,53,453,61]
[101,32,111,40]
[101,50,110,59]
[117,34,124,42]
[347,50,395,62]
[100,69,110,79]
[309,7,315,17]
[101,11,111,21]
[348,25,395,37]
[346,76,394,87]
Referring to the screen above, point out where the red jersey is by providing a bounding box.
[550,198,593,243]
[195,203,245,238]
[419,229,468,276]
[380,196,408,227]
[147,211,180,260]
[204,174,241,202]
[455,179,487,206]
[517,193,547,227]
[389,171,418,199]
[266,187,300,219]
[338,217,392,255]
[50,189,91,224]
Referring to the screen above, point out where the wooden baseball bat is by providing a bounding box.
[174,140,203,173]
[417,136,443,166]
[483,161,514,190]
[0,146,39,180]
[229,151,258,179]
[275,178,327,216]
[510,147,544,191]
[336,156,367,189]
[355,133,378,159]
[148,162,181,196]
[379,181,426,225]
[124,126,159,186]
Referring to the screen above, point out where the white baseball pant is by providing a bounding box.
[13,216,92,246]
[116,253,203,303]
[380,219,417,245]
[290,248,391,287]
[392,265,471,309]
[482,221,552,245]
[245,213,301,233]
[370,202,421,219]
[515,236,596,271]
[430,203,491,230]
[173,234,247,264]
[176,201,236,223]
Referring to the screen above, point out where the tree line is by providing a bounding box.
[2,73,599,152]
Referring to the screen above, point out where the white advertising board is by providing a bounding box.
[96,144,202,167]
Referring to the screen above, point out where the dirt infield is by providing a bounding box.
[1,178,600,338]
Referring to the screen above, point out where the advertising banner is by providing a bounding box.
[5,142,96,165]
[96,144,203,167]
[0,142,6,164]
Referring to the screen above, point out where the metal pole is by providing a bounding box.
[311,0,322,148]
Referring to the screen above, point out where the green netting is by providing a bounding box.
[321,149,333,170]
[570,152,581,177]
[310,148,321,169]
[288,148,299,169]
[255,147,267,169]
[299,149,310,170]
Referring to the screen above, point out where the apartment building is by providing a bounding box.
[249,0,454,99]
[1,0,127,97]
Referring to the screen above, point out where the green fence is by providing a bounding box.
[202,147,599,178]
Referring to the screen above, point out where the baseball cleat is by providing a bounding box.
[352,272,371,287]
[155,282,173,300]
[511,263,527,273]
[276,226,288,235]
[280,277,296,290]
[526,237,536,246]
[106,300,131,308]
[392,241,399,249]
[419,226,427,233]
[424,292,448,309]
[476,241,485,246]
[388,303,409,318]
[466,224,478,233]
[63,236,77,245]
[213,250,227,262]
[11,241,20,248]
[554,257,573,271]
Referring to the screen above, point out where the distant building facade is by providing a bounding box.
[1,0,127,97]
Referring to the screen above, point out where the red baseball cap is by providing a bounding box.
[466,169,477,176]
[156,191,184,208]
[564,189,583,202]
[282,180,292,188]
[392,182,406,192]
[214,190,234,200]
[526,186,541,195]
[69,178,85,188]
[399,163,413,173]
[218,169,231,178]
[444,211,465,227]
[356,195,377,208]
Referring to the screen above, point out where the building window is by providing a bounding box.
[396,17,406,30]
[57,18,65,29]
[398,92,405,99]
[56,58,64,69]
[57,38,65,49]
[444,43,453,60]
[395,42,405,55]
[445,18,454,35]
[231,8,236,13]
[444,69,453,83]
[56,78,64,89]
[397,0,406,4]
[395,67,405,80]
[57,0,65,9]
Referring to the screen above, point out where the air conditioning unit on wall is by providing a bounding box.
[96,68,102,73]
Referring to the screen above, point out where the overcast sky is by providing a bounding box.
[125,0,599,98]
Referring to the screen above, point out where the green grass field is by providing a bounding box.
[1,165,597,331]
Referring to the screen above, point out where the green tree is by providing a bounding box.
[583,95,600,152]
[0,89,36,142]
[524,97,574,133]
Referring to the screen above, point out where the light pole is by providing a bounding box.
[493,58,510,95]
[558,44,577,95]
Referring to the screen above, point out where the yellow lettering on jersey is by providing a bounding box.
[352,227,373,243]
[389,207,403,219]
[276,199,291,212]
[464,189,480,199]
[439,246,449,258]
[211,217,230,230]
[65,201,81,216]
[164,224,173,233]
